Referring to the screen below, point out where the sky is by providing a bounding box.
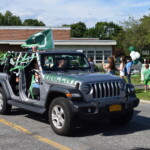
[0,0,150,27]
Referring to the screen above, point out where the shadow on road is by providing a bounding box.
[130,148,150,150]
[10,107,49,124]
[71,110,150,137]
[8,108,150,137]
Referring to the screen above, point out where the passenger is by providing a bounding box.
[33,59,39,70]
[32,71,40,99]
[30,59,40,99]
[44,57,50,65]
[102,57,115,75]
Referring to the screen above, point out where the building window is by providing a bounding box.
[104,50,112,62]
[84,50,112,64]
[96,51,103,63]
[87,51,94,58]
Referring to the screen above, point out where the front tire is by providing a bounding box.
[0,87,12,115]
[49,97,75,136]
[109,109,134,125]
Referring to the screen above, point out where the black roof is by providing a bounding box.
[39,51,84,54]
[9,51,83,54]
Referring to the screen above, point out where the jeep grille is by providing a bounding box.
[91,82,121,99]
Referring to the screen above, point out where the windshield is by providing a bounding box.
[40,53,90,71]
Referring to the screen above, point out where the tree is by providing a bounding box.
[71,22,87,38]
[23,19,45,26]
[116,17,147,55]
[3,11,22,26]
[139,15,150,49]
[0,10,46,26]
[83,27,96,38]
[0,13,4,25]
[94,21,122,40]
[61,24,71,27]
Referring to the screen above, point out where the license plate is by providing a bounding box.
[109,104,121,112]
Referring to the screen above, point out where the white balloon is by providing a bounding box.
[130,51,136,57]
[135,52,140,59]
[132,55,137,61]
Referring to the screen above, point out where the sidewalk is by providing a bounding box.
[134,84,144,89]
[140,99,150,104]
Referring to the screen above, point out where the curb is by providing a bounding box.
[140,99,150,104]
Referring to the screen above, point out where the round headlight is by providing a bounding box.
[82,84,91,94]
[119,82,125,90]
[129,87,135,93]
[127,84,135,96]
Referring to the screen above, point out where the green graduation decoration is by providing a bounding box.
[0,53,8,65]
[129,46,135,52]
[21,29,54,51]
[133,60,138,64]
[9,53,36,72]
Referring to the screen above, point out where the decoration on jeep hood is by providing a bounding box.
[44,74,83,85]
[21,29,54,51]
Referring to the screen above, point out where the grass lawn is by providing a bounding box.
[130,74,143,85]
[135,89,150,101]
[122,74,150,100]
[130,75,150,100]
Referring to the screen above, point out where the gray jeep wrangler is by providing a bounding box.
[0,51,139,135]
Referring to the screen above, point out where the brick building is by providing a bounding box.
[0,26,116,64]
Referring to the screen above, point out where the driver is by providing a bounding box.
[32,71,40,99]
[58,59,67,68]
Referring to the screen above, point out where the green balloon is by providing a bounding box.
[129,46,135,52]
[133,60,138,64]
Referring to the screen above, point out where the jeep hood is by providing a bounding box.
[44,73,123,87]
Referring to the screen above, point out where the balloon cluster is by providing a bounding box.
[129,46,141,64]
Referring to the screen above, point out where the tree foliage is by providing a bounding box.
[0,10,45,26]
[23,19,45,26]
[83,27,96,38]
[69,21,122,39]
[61,24,70,27]
[139,15,150,48]
[0,11,22,26]
[71,22,87,38]
[115,15,150,55]
[94,22,122,40]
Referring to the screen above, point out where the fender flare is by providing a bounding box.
[0,79,11,99]
[44,85,82,110]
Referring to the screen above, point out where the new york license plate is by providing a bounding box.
[109,104,121,112]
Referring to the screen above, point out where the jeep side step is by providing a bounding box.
[8,100,46,114]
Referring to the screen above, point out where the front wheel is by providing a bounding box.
[49,97,75,136]
[109,109,134,125]
[0,87,12,115]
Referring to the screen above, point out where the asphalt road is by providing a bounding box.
[0,102,150,150]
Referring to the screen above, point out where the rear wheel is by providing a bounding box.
[109,109,134,125]
[49,97,75,136]
[0,88,12,115]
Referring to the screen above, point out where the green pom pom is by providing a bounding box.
[129,46,135,52]
[133,60,138,64]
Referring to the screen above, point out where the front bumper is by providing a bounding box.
[72,97,139,119]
